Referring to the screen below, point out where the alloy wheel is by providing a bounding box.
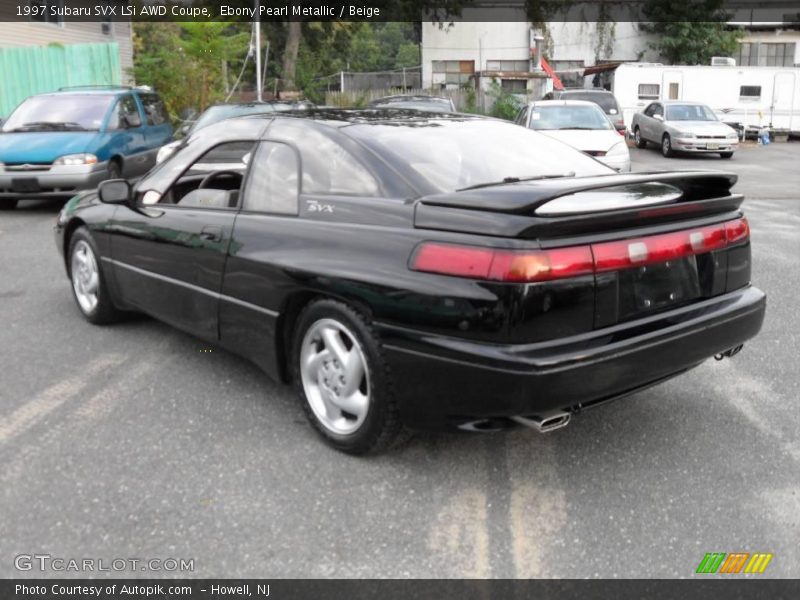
[299,318,370,435]
[71,240,99,314]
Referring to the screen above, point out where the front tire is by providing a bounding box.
[291,299,402,454]
[720,152,734,159]
[68,227,122,324]
[661,134,674,157]
[634,127,647,149]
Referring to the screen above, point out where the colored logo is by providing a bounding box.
[696,552,773,574]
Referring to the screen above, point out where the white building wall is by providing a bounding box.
[547,22,657,66]
[421,19,531,90]
[738,30,800,65]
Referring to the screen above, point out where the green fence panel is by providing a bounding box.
[0,42,121,117]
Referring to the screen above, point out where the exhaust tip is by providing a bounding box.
[510,412,571,433]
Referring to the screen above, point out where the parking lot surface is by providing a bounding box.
[1,143,799,578]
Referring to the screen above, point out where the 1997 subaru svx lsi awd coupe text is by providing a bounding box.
[55,110,765,454]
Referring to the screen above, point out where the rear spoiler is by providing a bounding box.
[414,171,743,239]
[417,171,737,214]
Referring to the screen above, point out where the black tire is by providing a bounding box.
[661,133,674,158]
[634,127,647,149]
[0,199,18,210]
[291,299,403,455]
[67,227,123,325]
[719,152,734,159]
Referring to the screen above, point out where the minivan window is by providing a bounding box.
[1,94,114,132]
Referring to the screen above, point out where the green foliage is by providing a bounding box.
[132,22,249,119]
[641,0,743,65]
[487,79,522,121]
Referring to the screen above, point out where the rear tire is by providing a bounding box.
[67,227,123,325]
[291,299,402,455]
[634,127,647,149]
[719,152,734,159]
[661,134,674,158]
[0,199,18,210]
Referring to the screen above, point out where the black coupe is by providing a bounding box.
[55,110,766,454]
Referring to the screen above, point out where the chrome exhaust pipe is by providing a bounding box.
[510,412,571,433]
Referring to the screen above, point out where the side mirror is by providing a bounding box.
[98,179,132,205]
[124,113,142,128]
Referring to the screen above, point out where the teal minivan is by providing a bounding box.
[0,86,173,209]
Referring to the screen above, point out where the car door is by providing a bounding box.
[138,92,174,168]
[102,94,150,177]
[640,103,658,141]
[108,138,259,340]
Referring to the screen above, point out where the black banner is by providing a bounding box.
[4,579,800,600]
[0,0,798,23]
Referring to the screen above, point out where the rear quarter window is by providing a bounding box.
[268,120,379,196]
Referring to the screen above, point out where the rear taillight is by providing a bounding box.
[410,217,749,282]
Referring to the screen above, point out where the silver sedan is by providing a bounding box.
[631,101,739,159]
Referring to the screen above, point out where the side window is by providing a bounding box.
[143,141,256,208]
[140,94,169,125]
[242,142,299,215]
[514,107,528,125]
[644,104,656,117]
[653,104,664,118]
[268,120,379,196]
[107,95,141,130]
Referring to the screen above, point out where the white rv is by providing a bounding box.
[612,62,800,135]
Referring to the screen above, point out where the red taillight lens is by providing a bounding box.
[410,244,593,282]
[489,246,594,282]
[592,223,730,272]
[725,217,750,244]
[411,243,495,279]
[411,217,749,282]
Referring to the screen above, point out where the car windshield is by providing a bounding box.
[666,104,718,121]
[561,92,619,114]
[347,118,611,193]
[1,94,114,132]
[528,105,613,131]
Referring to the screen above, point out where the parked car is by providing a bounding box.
[0,86,172,209]
[55,110,765,454]
[515,100,630,172]
[156,100,316,164]
[631,101,740,159]
[542,88,626,134]
[368,95,455,113]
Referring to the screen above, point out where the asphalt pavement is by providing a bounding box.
[1,142,798,578]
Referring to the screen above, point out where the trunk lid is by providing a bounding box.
[412,170,750,333]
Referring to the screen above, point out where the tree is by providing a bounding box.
[132,22,249,117]
[641,0,743,65]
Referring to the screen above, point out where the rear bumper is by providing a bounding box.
[378,286,766,429]
[0,163,109,199]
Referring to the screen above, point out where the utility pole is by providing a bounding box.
[254,0,262,101]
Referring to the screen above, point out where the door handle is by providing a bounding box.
[199,226,222,242]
